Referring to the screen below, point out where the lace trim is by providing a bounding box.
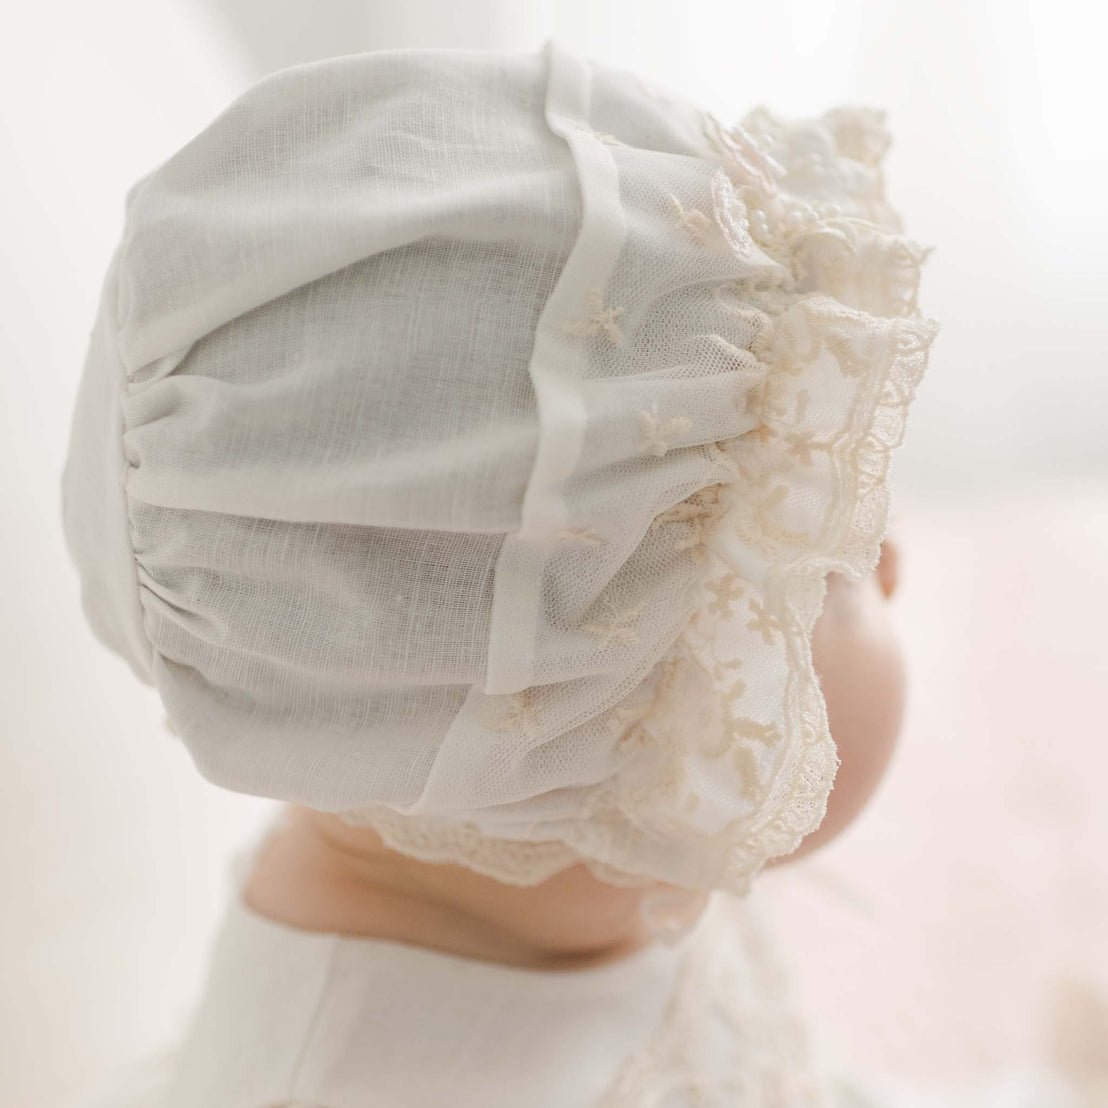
[340,103,940,895]
[597,892,835,1107]
[348,806,584,885]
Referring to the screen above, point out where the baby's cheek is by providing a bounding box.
[781,573,907,862]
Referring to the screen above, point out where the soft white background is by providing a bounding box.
[1,2,1106,1104]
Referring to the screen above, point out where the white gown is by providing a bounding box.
[77,837,877,1108]
[77,837,1091,1108]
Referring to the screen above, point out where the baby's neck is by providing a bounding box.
[242,805,706,969]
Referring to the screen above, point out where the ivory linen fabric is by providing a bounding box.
[61,39,941,894]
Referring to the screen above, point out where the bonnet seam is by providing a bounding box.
[107,244,158,684]
[482,39,628,695]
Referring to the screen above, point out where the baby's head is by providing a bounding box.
[61,43,938,920]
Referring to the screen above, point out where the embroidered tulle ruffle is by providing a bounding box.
[341,101,941,894]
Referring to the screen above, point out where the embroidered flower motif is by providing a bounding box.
[639,402,693,457]
[731,717,782,747]
[705,574,744,617]
[562,288,625,345]
[784,429,828,467]
[667,193,714,245]
[485,688,542,740]
[710,170,757,259]
[745,597,785,645]
[702,113,786,196]
[707,333,766,377]
[583,600,643,649]
[651,484,729,560]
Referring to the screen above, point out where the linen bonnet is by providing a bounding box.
[61,40,940,894]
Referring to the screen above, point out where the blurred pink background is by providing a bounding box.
[760,489,1108,1100]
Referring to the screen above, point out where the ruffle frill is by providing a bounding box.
[343,103,941,894]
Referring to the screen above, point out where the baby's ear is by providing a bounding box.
[875,538,900,600]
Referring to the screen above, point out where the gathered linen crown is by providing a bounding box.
[61,39,940,894]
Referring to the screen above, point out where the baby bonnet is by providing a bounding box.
[61,40,940,894]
